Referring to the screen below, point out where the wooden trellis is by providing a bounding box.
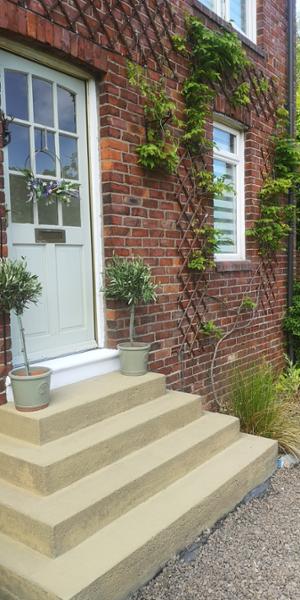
[10,0,178,75]
[6,0,281,357]
[175,69,281,355]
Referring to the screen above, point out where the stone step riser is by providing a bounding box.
[0,374,166,445]
[0,398,201,495]
[0,437,277,600]
[89,445,277,600]
[0,418,240,557]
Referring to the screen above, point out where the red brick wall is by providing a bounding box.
[0,0,291,405]
[0,116,11,404]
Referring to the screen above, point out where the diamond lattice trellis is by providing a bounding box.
[174,69,281,356]
[11,0,178,75]
[5,0,282,358]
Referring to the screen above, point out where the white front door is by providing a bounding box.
[1,50,97,364]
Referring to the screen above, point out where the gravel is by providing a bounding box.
[130,466,300,600]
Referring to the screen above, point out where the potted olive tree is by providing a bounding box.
[105,256,157,376]
[0,257,52,411]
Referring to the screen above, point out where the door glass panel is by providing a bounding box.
[59,135,78,179]
[32,77,54,127]
[4,70,28,121]
[62,195,81,227]
[38,196,58,225]
[34,129,56,176]
[8,123,30,170]
[10,174,33,223]
[58,87,76,133]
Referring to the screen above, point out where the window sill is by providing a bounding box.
[191,1,265,60]
[216,260,253,272]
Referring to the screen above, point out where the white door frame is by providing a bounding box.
[0,38,106,354]
[86,78,106,349]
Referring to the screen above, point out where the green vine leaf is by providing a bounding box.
[200,320,224,339]
[127,61,180,174]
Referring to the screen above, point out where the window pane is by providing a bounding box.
[4,70,28,121]
[34,129,56,176]
[200,0,214,8]
[58,87,77,133]
[59,135,78,179]
[32,77,54,127]
[10,174,33,224]
[230,0,246,33]
[213,127,236,154]
[213,159,237,253]
[8,123,30,171]
[38,197,58,225]
[62,195,81,227]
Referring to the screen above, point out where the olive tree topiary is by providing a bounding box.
[0,258,42,375]
[105,256,157,344]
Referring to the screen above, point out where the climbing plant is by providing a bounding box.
[128,15,298,404]
[173,16,252,154]
[283,281,300,363]
[248,107,300,257]
[188,224,229,272]
[127,61,180,173]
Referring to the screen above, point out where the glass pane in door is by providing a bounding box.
[57,86,77,132]
[59,135,78,179]
[8,123,30,171]
[34,129,56,176]
[10,174,33,224]
[32,77,54,127]
[4,70,28,120]
[62,195,81,227]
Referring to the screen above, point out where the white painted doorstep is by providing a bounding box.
[6,348,120,402]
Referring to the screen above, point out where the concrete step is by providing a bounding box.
[0,372,166,445]
[0,412,240,557]
[0,391,201,494]
[0,434,277,600]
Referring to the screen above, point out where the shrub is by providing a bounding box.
[226,362,300,456]
[105,256,157,344]
[276,357,300,402]
[0,257,42,374]
[283,282,300,363]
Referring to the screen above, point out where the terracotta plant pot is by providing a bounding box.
[9,366,52,412]
[117,342,151,376]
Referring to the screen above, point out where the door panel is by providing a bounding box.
[56,246,85,331]
[1,50,97,364]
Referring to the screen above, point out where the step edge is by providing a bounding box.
[0,417,239,527]
[0,435,277,600]
[0,392,202,462]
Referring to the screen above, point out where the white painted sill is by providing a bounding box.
[6,348,120,402]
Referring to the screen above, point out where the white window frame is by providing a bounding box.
[213,121,245,262]
[200,0,257,44]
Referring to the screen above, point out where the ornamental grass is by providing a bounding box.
[226,361,300,457]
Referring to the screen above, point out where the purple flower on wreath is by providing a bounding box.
[22,170,79,206]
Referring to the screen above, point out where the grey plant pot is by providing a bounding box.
[9,366,52,412]
[117,342,151,376]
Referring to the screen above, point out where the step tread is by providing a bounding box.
[0,412,239,525]
[1,371,165,421]
[0,391,201,466]
[0,434,277,600]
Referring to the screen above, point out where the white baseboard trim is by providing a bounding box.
[6,348,120,402]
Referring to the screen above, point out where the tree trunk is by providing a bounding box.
[17,314,31,376]
[129,304,135,345]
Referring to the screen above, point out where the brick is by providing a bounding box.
[0,0,289,403]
